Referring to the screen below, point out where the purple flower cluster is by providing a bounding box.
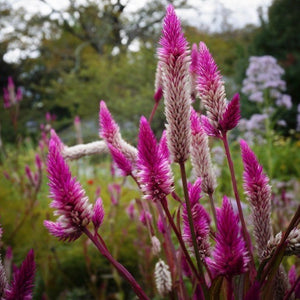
[242,56,292,109]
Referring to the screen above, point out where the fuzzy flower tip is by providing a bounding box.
[158,4,188,60]
[240,139,272,258]
[182,179,211,257]
[158,5,191,163]
[219,93,241,132]
[99,100,119,142]
[137,116,174,202]
[209,196,249,278]
[108,144,132,176]
[44,131,93,242]
[4,249,36,300]
[99,100,137,164]
[92,197,104,232]
[197,42,227,131]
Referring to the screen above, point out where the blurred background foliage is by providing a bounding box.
[0,0,299,143]
[0,0,300,298]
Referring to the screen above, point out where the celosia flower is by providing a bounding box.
[157,215,166,234]
[99,100,137,164]
[151,236,161,255]
[219,93,241,132]
[126,200,136,220]
[289,265,300,298]
[182,179,211,257]
[262,228,300,259]
[158,4,191,163]
[137,116,173,202]
[190,108,216,194]
[44,130,93,242]
[240,139,272,258]
[139,210,152,226]
[0,257,8,298]
[209,196,249,278]
[108,144,132,176]
[92,197,104,232]
[197,43,241,136]
[154,259,172,296]
[4,249,36,300]
[197,42,227,129]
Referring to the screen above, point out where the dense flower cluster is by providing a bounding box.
[242,56,292,109]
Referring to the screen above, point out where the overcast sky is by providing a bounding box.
[5,0,272,62]
[12,0,272,30]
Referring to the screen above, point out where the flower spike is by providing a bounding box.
[44,130,93,242]
[158,4,191,163]
[137,116,174,202]
[240,139,272,258]
[209,196,249,278]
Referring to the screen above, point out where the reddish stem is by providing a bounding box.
[221,133,256,276]
[83,228,149,300]
[149,101,160,125]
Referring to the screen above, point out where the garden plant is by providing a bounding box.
[0,4,300,300]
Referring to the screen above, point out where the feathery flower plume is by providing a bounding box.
[209,196,249,278]
[139,210,152,227]
[154,61,163,103]
[44,130,93,242]
[190,108,216,194]
[262,228,300,259]
[4,249,36,300]
[154,259,172,296]
[108,144,132,176]
[158,4,191,163]
[197,42,227,129]
[151,236,161,255]
[219,93,241,132]
[92,197,104,232]
[240,139,272,258]
[182,179,211,257]
[157,215,166,234]
[289,265,300,298]
[137,116,174,202]
[197,44,241,136]
[99,100,137,164]
[0,262,7,298]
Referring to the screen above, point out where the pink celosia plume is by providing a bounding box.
[209,196,249,278]
[240,139,272,258]
[4,249,36,300]
[99,100,137,164]
[197,42,227,130]
[92,197,105,232]
[158,4,191,163]
[182,179,211,257]
[108,144,132,176]
[154,61,163,103]
[44,130,93,242]
[137,116,173,202]
[190,108,216,194]
[219,93,241,132]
